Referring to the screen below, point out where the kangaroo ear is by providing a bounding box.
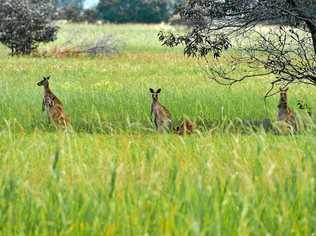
[46,76,51,80]
[157,88,161,93]
[149,88,154,93]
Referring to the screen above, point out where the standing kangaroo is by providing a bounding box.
[150,88,172,131]
[277,87,297,133]
[37,76,70,127]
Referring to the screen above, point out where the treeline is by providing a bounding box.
[0,0,183,56]
[55,0,183,23]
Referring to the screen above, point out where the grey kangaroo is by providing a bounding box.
[37,76,70,127]
[150,88,172,131]
[277,87,297,133]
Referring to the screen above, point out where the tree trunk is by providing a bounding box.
[306,21,316,55]
[288,0,316,55]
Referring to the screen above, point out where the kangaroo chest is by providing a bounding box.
[152,103,167,119]
[152,103,160,114]
[44,94,57,110]
[278,107,292,121]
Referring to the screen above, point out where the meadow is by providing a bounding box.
[0,23,315,235]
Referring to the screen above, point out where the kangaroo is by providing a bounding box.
[150,88,172,132]
[175,119,195,135]
[277,87,297,133]
[37,76,70,127]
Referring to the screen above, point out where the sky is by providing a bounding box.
[84,0,99,8]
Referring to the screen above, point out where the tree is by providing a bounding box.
[97,0,172,23]
[83,8,98,23]
[59,4,83,22]
[55,0,84,9]
[55,0,85,22]
[159,0,316,95]
[0,0,58,55]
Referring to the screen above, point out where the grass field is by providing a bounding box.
[0,23,316,235]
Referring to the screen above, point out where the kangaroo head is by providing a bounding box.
[279,87,288,103]
[149,88,161,101]
[37,76,50,87]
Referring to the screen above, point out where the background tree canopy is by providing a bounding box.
[54,0,182,23]
[55,0,85,9]
[96,0,176,23]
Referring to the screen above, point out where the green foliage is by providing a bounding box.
[0,0,58,55]
[97,0,173,23]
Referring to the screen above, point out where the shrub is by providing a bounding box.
[0,0,58,55]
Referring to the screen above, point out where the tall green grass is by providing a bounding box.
[0,23,315,235]
[1,130,316,235]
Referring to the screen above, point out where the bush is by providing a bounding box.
[0,0,58,55]
[97,0,173,23]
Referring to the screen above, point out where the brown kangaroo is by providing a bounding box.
[37,76,70,127]
[175,119,195,135]
[150,88,172,131]
[277,87,297,133]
